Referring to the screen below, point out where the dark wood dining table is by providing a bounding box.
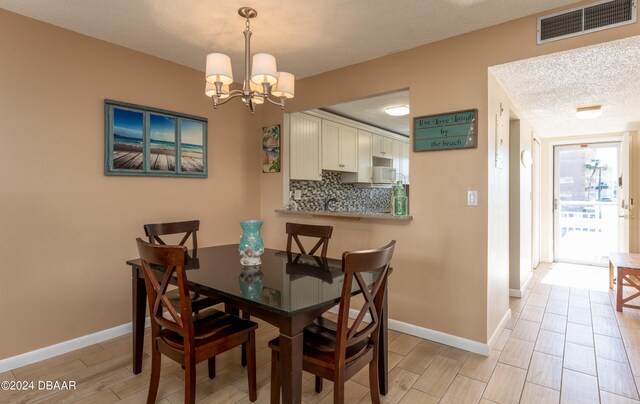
[126,244,389,404]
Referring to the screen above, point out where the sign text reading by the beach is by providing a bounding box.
[413,109,478,152]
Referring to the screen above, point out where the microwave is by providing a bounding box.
[372,166,396,184]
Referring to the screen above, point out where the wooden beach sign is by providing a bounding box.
[413,109,477,152]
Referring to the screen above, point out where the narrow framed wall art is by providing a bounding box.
[262,124,281,173]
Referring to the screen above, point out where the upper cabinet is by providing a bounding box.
[322,120,358,172]
[392,139,401,172]
[290,113,322,181]
[372,134,393,159]
[399,141,410,184]
[288,110,409,184]
[342,130,373,183]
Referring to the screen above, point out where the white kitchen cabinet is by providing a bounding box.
[389,139,410,184]
[342,130,373,183]
[372,134,393,159]
[392,139,401,174]
[290,113,322,181]
[399,141,410,184]
[321,120,357,172]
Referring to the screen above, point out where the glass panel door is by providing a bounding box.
[554,142,620,265]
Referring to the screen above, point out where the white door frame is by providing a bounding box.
[553,141,620,265]
[532,137,541,269]
[544,135,623,263]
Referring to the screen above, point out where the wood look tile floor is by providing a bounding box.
[5,262,640,403]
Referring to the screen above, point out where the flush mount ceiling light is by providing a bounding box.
[384,106,410,116]
[576,105,602,119]
[204,7,295,114]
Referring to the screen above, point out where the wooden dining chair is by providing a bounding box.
[135,238,257,404]
[269,240,396,404]
[144,220,248,368]
[286,222,334,257]
[144,220,221,313]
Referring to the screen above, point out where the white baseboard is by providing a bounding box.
[2,302,503,372]
[0,318,150,373]
[509,271,533,297]
[509,289,522,298]
[487,309,512,351]
[329,307,491,356]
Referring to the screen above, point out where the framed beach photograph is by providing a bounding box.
[180,120,205,173]
[105,100,207,177]
[112,108,144,171]
[262,124,280,173]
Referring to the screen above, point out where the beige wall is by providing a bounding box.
[2,1,639,360]
[260,5,639,345]
[0,10,262,359]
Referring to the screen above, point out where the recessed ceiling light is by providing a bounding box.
[576,105,602,119]
[384,106,410,116]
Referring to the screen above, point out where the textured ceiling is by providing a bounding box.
[0,0,577,82]
[490,36,640,138]
[323,91,410,136]
[5,0,633,137]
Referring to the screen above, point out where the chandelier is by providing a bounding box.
[204,7,295,113]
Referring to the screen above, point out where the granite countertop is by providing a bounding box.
[275,208,413,221]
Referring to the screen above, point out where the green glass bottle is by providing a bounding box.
[393,181,407,216]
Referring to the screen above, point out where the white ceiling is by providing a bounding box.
[490,35,640,138]
[4,0,636,138]
[322,91,410,136]
[0,0,577,82]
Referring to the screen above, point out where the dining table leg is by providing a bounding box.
[279,331,304,403]
[132,271,146,374]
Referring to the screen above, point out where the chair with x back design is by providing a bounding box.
[285,222,334,257]
[270,240,396,404]
[135,238,257,404]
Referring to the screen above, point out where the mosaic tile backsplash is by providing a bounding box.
[289,171,396,212]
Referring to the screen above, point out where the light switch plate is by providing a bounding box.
[294,190,301,200]
[467,190,478,206]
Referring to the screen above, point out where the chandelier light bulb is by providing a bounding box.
[205,53,233,85]
[271,72,295,99]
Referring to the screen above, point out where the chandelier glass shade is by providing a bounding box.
[204,7,295,113]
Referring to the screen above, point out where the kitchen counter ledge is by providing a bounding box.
[275,209,413,221]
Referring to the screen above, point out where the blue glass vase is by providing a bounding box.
[239,268,263,301]
[239,220,264,266]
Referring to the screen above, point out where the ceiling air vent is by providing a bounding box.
[537,0,637,44]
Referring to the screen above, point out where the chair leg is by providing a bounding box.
[271,350,280,404]
[247,332,257,402]
[184,356,196,404]
[241,343,247,367]
[208,357,216,379]
[369,355,381,404]
[315,376,323,393]
[333,372,345,404]
[241,311,249,367]
[147,342,161,404]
